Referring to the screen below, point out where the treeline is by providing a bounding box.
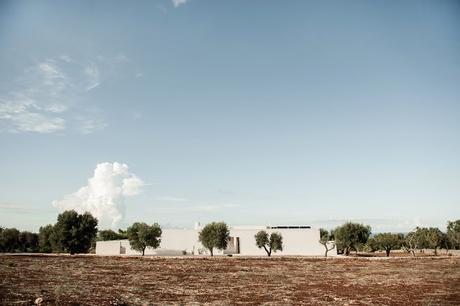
[0,228,39,253]
[0,210,97,254]
[319,220,460,257]
[1,209,459,257]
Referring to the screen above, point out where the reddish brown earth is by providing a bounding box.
[1,255,459,305]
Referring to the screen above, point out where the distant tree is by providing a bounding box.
[198,222,230,256]
[117,229,128,239]
[447,220,460,249]
[38,224,61,253]
[365,237,378,252]
[404,230,423,257]
[404,227,444,256]
[255,230,283,257]
[423,227,444,256]
[98,229,126,241]
[440,232,452,255]
[0,228,20,252]
[18,231,39,252]
[319,228,335,257]
[126,222,162,256]
[372,233,404,257]
[54,210,98,255]
[333,222,371,256]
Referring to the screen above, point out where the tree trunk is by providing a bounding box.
[142,248,145,256]
[386,249,390,257]
[263,245,270,257]
[210,248,213,256]
[345,247,350,256]
[324,249,328,257]
[434,247,437,256]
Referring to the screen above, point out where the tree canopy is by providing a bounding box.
[54,210,98,255]
[371,233,403,256]
[447,220,460,249]
[98,229,127,241]
[255,230,283,256]
[333,222,371,255]
[319,228,335,257]
[198,222,230,256]
[126,222,162,255]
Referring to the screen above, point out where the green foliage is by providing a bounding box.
[319,228,335,257]
[255,230,283,256]
[447,220,460,249]
[372,233,404,256]
[126,222,162,255]
[198,222,230,256]
[98,229,127,241]
[38,224,62,253]
[18,231,39,252]
[333,222,371,255]
[420,227,444,255]
[404,227,445,256]
[0,228,20,252]
[0,228,39,253]
[54,210,98,255]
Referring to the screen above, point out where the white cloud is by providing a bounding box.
[172,0,189,7]
[59,55,74,63]
[84,64,100,91]
[0,55,122,134]
[53,162,144,229]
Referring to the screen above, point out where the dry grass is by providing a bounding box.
[0,255,459,305]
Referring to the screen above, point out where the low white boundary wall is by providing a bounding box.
[96,226,333,256]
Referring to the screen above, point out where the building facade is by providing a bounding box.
[95,225,332,256]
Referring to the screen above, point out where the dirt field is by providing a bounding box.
[1,255,459,305]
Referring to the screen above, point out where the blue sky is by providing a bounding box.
[1,0,459,232]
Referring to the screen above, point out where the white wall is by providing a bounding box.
[231,228,325,256]
[95,227,333,256]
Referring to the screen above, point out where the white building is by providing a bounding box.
[96,225,332,256]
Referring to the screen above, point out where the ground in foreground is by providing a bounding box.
[0,255,459,305]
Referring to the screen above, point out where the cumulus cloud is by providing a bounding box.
[53,162,144,229]
[172,0,189,7]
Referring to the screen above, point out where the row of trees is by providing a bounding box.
[319,220,460,257]
[0,228,39,253]
[2,210,459,257]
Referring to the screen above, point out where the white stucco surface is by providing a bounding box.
[95,226,334,256]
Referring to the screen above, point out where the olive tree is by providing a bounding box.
[255,230,283,256]
[404,230,423,257]
[38,224,62,253]
[198,222,230,256]
[18,231,39,252]
[333,222,371,255]
[372,233,403,257]
[126,222,162,256]
[447,220,460,249]
[54,210,98,255]
[98,229,127,241]
[423,227,444,256]
[0,228,20,252]
[319,228,335,257]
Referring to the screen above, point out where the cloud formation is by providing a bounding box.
[0,56,113,134]
[53,162,144,229]
[172,0,189,7]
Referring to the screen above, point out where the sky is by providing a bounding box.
[1,0,459,232]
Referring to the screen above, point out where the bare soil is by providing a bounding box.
[1,255,459,305]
